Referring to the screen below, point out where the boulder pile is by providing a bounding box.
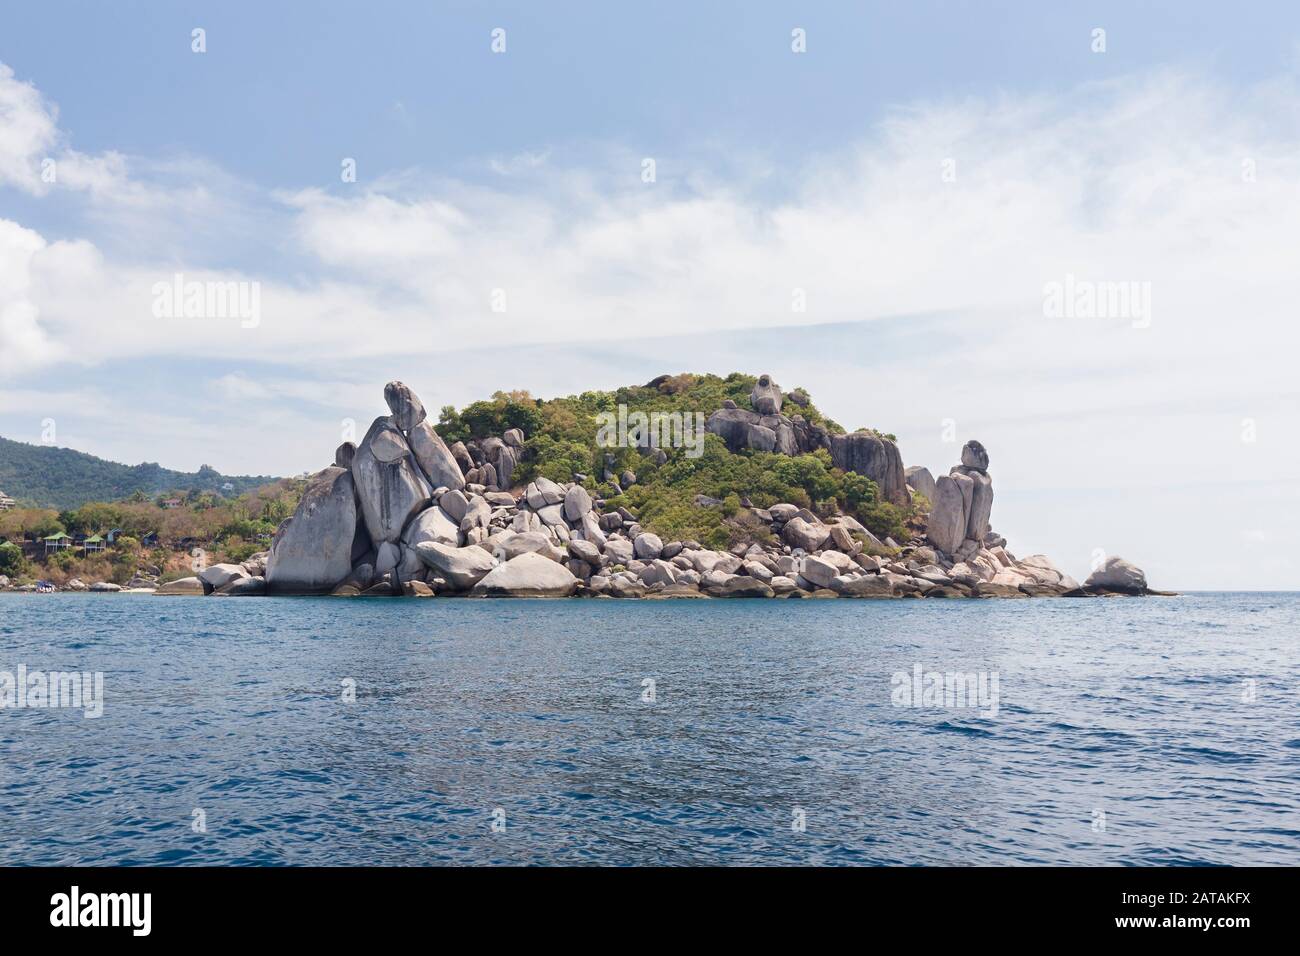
[134,378,1163,599]
[705,376,909,506]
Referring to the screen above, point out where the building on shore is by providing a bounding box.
[0,489,14,511]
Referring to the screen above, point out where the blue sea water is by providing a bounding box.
[0,592,1296,866]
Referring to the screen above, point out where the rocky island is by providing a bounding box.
[152,375,1163,600]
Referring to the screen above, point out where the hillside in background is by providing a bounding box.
[0,435,276,510]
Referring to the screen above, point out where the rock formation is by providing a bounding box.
[704,373,909,505]
[927,441,995,556]
[265,466,357,593]
[135,377,1164,601]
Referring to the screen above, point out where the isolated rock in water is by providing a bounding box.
[266,466,358,593]
[750,374,783,415]
[927,474,967,555]
[829,431,909,506]
[470,551,579,597]
[961,439,989,473]
[1085,556,1148,593]
[904,465,937,506]
[413,542,497,590]
[351,417,432,547]
[384,380,427,433]
[408,420,466,492]
[335,442,356,468]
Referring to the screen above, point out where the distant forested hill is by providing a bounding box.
[0,435,275,509]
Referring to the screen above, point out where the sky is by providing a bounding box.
[2,1,1299,589]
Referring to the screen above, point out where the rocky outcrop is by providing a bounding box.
[351,417,432,547]
[926,441,994,555]
[265,466,358,593]
[175,377,1162,602]
[750,374,783,415]
[1082,556,1148,594]
[828,431,909,506]
[904,465,936,506]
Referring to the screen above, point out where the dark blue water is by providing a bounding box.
[0,593,1296,865]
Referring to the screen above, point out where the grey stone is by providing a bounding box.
[409,420,466,492]
[750,373,782,415]
[927,473,970,555]
[402,505,461,549]
[829,431,909,506]
[266,466,359,593]
[413,542,497,590]
[633,532,664,560]
[782,517,831,552]
[470,551,578,597]
[383,380,427,433]
[351,417,432,547]
[904,465,937,506]
[961,439,989,472]
[1084,556,1148,593]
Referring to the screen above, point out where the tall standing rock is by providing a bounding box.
[962,469,993,541]
[927,474,968,555]
[952,440,993,542]
[750,374,783,415]
[409,420,466,492]
[829,431,909,506]
[266,467,358,593]
[384,380,427,433]
[351,416,433,548]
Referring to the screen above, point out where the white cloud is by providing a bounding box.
[3,63,1300,586]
